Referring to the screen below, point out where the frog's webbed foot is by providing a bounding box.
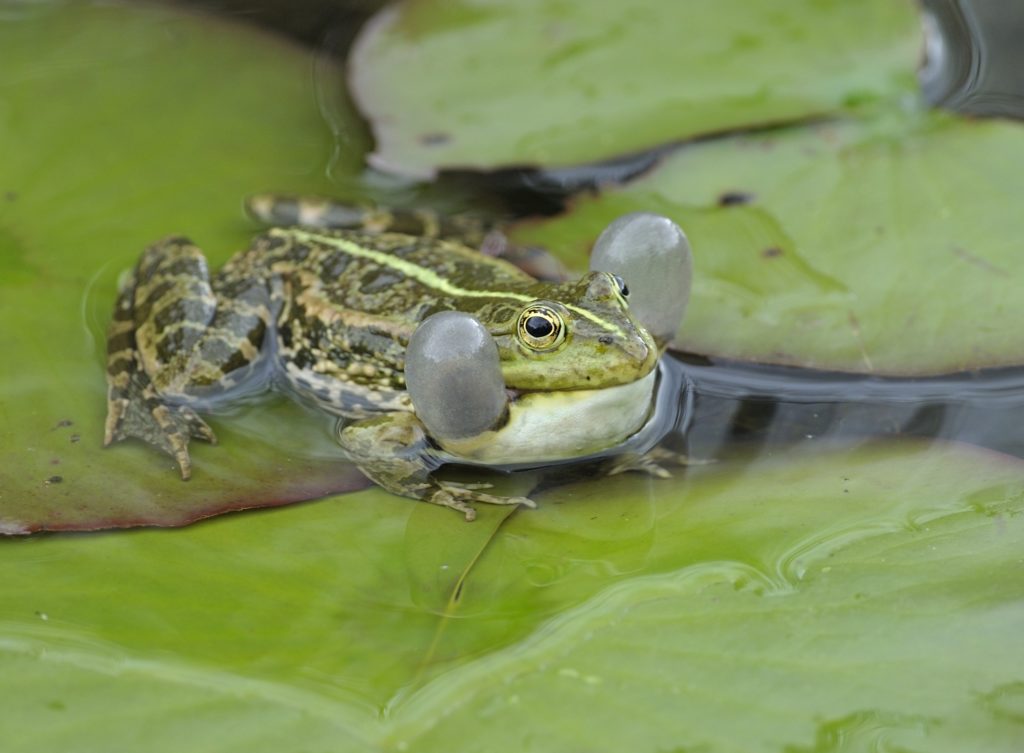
[606,446,715,479]
[104,367,216,480]
[431,482,536,522]
[337,412,535,521]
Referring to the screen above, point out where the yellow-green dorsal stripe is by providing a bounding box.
[285,229,624,335]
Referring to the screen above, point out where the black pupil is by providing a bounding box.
[613,274,629,297]
[525,315,554,338]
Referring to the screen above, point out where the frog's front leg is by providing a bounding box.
[338,412,535,521]
[104,236,271,478]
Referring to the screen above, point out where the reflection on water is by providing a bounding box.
[677,353,1024,462]
[920,0,1024,118]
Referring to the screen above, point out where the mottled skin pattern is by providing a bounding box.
[105,198,658,519]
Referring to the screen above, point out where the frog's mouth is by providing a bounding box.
[437,367,659,466]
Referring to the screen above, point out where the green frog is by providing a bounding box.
[104,197,687,520]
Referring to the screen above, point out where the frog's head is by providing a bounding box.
[488,271,658,392]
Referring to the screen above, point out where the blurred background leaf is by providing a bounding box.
[349,0,920,175]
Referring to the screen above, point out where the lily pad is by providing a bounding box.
[2,441,1023,751]
[512,109,1024,376]
[349,0,920,176]
[0,2,372,532]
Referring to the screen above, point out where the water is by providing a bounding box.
[676,354,1024,462]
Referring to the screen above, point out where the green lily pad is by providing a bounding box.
[0,2,372,532]
[349,0,920,176]
[2,440,1023,751]
[513,109,1024,375]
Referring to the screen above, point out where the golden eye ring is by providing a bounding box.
[516,304,566,352]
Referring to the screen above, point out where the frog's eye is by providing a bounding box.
[517,304,566,351]
[612,274,629,298]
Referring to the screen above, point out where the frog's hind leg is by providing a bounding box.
[104,266,217,479]
[104,237,271,478]
[245,194,494,248]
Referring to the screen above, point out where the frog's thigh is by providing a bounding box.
[337,412,436,500]
[132,237,268,397]
[246,193,496,248]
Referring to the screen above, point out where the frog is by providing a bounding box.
[104,196,690,520]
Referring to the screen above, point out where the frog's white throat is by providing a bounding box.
[437,367,658,467]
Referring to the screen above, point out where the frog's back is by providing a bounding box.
[252,227,536,313]
[255,227,539,417]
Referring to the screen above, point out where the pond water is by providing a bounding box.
[1,2,1023,752]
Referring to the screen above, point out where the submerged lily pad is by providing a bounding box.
[349,0,920,176]
[0,3,372,532]
[2,441,1023,751]
[513,109,1024,376]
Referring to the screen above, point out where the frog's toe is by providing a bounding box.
[438,481,538,510]
[479,493,537,509]
[646,446,716,468]
[607,453,673,479]
[608,448,716,479]
[151,404,218,479]
[183,407,217,445]
[104,382,217,479]
[428,488,479,521]
[103,398,129,447]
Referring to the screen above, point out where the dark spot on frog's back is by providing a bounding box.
[285,242,310,263]
[360,269,403,293]
[718,191,755,207]
[322,252,351,279]
[762,247,783,259]
[419,132,451,146]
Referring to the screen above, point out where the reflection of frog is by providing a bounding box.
[105,197,688,519]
